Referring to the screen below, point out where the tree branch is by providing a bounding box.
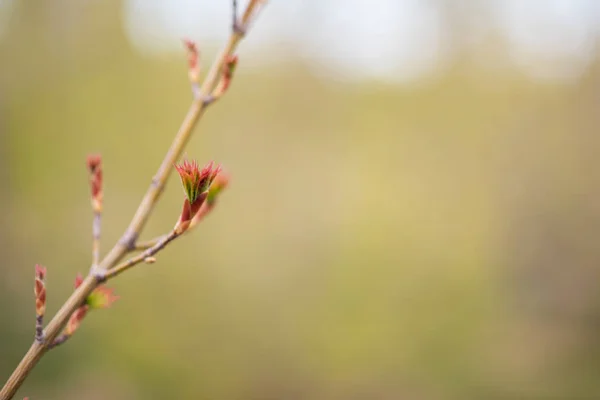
[0,1,265,398]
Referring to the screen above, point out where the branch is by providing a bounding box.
[0,1,265,398]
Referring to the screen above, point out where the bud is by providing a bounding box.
[75,274,119,309]
[218,54,238,95]
[144,256,157,264]
[174,160,221,234]
[65,305,88,336]
[205,169,230,206]
[189,170,230,229]
[86,154,103,213]
[183,38,200,83]
[34,264,47,317]
[223,55,238,83]
[58,275,118,341]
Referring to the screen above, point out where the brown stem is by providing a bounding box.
[0,2,264,398]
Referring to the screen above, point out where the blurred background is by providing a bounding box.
[2,0,600,399]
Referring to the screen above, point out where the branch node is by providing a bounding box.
[233,20,247,36]
[119,230,139,251]
[202,95,215,106]
[90,265,107,283]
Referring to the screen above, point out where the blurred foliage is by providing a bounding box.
[3,1,600,399]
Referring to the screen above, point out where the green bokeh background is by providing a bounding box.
[3,1,600,399]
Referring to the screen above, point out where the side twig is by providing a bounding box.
[105,231,179,280]
[132,236,165,251]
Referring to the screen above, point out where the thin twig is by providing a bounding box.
[105,231,179,280]
[132,235,166,251]
[0,2,264,399]
[92,212,101,267]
